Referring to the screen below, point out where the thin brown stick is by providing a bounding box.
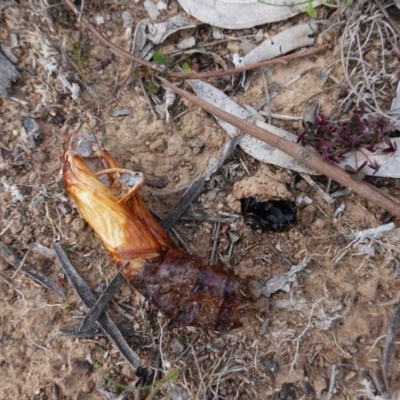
[159,77,400,218]
[63,0,328,80]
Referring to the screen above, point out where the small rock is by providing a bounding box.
[22,118,43,148]
[212,28,223,40]
[206,189,217,200]
[300,204,316,225]
[169,337,185,354]
[149,137,166,152]
[247,279,262,299]
[187,138,204,148]
[177,36,196,50]
[94,15,104,25]
[312,218,325,229]
[71,218,85,231]
[112,108,132,117]
[192,147,201,155]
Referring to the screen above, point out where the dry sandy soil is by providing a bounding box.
[1,1,400,399]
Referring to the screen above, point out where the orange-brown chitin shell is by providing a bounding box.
[62,131,241,331]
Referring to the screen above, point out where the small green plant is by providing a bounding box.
[151,51,192,73]
[152,51,173,67]
[64,303,75,312]
[71,41,86,82]
[257,0,353,18]
[181,62,192,74]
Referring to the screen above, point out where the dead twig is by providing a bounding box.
[210,221,221,266]
[161,135,241,231]
[300,173,334,205]
[0,241,66,300]
[325,363,337,400]
[159,78,400,218]
[79,272,126,333]
[62,0,328,80]
[54,325,141,339]
[51,242,140,370]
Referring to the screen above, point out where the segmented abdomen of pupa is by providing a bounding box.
[118,248,242,331]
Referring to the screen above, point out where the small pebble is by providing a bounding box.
[300,204,316,225]
[169,337,185,354]
[212,28,223,40]
[177,36,196,50]
[187,138,204,148]
[94,15,104,25]
[192,147,201,155]
[23,118,43,147]
[112,108,132,117]
[247,280,262,299]
[206,189,217,200]
[149,138,166,152]
[71,217,85,231]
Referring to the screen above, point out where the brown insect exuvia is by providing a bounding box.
[62,131,241,331]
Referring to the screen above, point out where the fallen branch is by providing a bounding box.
[159,78,400,218]
[0,241,66,300]
[52,243,140,370]
[62,0,328,80]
